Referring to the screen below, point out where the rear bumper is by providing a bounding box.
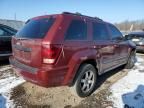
[0,53,12,57]
[0,53,12,60]
[9,56,68,87]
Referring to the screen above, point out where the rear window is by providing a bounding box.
[16,18,55,39]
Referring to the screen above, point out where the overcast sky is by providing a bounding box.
[0,0,144,23]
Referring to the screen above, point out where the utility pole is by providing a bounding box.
[14,13,17,20]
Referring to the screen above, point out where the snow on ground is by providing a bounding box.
[0,55,144,108]
[0,66,25,108]
[110,56,144,108]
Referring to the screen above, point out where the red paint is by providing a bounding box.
[10,12,135,88]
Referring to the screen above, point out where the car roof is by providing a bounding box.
[62,12,103,21]
[31,12,110,24]
[62,12,113,25]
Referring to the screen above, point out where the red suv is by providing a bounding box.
[10,12,136,97]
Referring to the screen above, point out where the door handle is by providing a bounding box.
[114,44,119,47]
[92,46,100,49]
[93,46,97,49]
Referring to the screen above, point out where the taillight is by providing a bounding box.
[42,44,61,64]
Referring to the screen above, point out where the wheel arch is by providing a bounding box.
[69,59,99,87]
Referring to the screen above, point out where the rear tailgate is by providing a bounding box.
[12,37,42,68]
[11,17,56,68]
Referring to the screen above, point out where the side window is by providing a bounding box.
[65,20,87,40]
[93,23,109,40]
[108,24,123,39]
[0,27,11,36]
[3,27,16,35]
[0,28,5,36]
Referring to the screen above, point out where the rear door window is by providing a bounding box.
[16,18,55,39]
[93,23,109,40]
[65,20,87,40]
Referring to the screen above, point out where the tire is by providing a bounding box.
[124,104,130,108]
[71,64,97,98]
[125,51,136,69]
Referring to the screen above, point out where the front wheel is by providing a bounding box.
[125,51,136,69]
[71,64,97,97]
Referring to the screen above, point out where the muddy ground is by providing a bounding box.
[2,53,144,108]
[10,66,128,108]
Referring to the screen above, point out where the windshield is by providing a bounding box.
[16,18,55,39]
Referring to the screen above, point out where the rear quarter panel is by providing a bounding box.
[62,41,97,85]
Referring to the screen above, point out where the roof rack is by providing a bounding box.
[62,12,103,21]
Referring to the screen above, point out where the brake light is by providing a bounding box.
[42,44,61,64]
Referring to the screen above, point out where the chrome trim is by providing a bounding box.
[0,53,12,57]
[13,45,31,52]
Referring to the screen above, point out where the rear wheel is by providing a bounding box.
[71,64,97,97]
[125,51,136,69]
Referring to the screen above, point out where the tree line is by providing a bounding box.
[114,19,144,31]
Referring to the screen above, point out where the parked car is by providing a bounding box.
[9,12,136,97]
[125,32,144,52]
[0,24,17,59]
